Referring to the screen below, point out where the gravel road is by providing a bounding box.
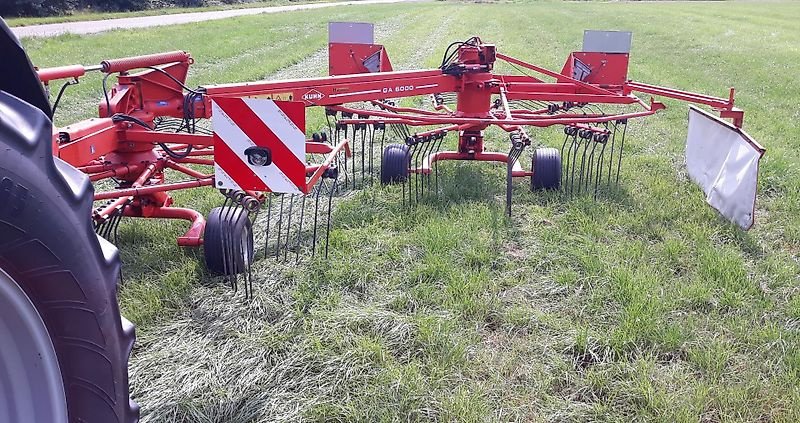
[12,0,422,38]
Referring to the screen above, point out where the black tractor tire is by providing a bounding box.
[531,147,562,190]
[0,91,138,422]
[380,143,410,184]
[203,206,254,275]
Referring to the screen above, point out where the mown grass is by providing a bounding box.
[21,1,800,421]
[4,0,324,27]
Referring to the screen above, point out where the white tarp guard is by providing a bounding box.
[685,106,765,230]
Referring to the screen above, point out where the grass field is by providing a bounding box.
[20,1,800,421]
[4,0,324,27]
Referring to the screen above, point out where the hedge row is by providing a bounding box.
[1,0,251,18]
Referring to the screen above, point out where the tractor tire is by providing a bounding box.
[0,91,138,422]
[380,143,410,184]
[203,206,254,275]
[531,147,562,190]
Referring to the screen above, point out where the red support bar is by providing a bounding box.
[306,140,351,189]
[38,65,87,83]
[89,164,143,182]
[94,178,215,201]
[625,81,732,109]
[164,160,211,179]
[418,151,529,177]
[124,130,213,145]
[101,51,191,73]
[123,206,205,247]
[496,53,617,96]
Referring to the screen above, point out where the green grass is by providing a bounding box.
[4,0,326,27]
[22,1,800,421]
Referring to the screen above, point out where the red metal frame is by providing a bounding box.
[38,37,748,247]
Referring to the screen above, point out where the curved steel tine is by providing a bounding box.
[360,126,366,183]
[615,120,628,188]
[607,124,617,186]
[324,176,337,259]
[418,139,431,198]
[577,135,590,194]
[585,140,598,192]
[283,194,295,262]
[275,194,284,259]
[506,146,521,217]
[264,194,272,259]
[569,135,580,195]
[594,140,607,199]
[368,125,374,185]
[354,124,358,189]
[246,204,259,299]
[433,136,443,197]
[560,133,571,189]
[311,178,326,257]
[294,194,307,264]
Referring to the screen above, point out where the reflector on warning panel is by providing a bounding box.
[685,106,765,230]
[212,97,307,194]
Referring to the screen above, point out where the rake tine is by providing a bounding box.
[368,125,374,186]
[354,125,357,189]
[577,133,590,194]
[246,202,259,299]
[506,155,513,216]
[560,132,571,188]
[413,141,423,204]
[264,194,272,259]
[295,194,307,264]
[311,179,325,258]
[433,136,443,196]
[594,138,607,199]
[615,120,628,188]
[283,194,295,262]
[110,206,123,245]
[569,135,580,195]
[585,140,598,192]
[110,205,125,245]
[98,216,110,240]
[506,138,524,217]
[607,124,618,187]
[401,170,407,208]
[417,140,426,199]
[324,176,337,259]
[229,199,249,294]
[220,196,236,291]
[275,194,284,259]
[360,125,366,184]
[407,142,415,205]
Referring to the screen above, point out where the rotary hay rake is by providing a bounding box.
[36,23,765,296]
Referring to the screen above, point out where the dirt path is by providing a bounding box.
[11,0,424,38]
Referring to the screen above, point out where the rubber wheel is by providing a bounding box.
[203,207,254,275]
[380,143,410,184]
[0,91,138,422]
[531,147,562,190]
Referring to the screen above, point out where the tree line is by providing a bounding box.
[2,0,253,18]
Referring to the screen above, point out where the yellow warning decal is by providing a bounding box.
[247,92,295,101]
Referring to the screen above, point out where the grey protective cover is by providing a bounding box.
[328,22,374,44]
[582,30,632,53]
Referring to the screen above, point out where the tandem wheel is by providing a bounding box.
[203,206,255,275]
[380,143,410,184]
[531,147,562,190]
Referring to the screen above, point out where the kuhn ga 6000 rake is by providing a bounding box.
[37,23,764,294]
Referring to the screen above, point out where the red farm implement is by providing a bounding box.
[33,23,764,295]
[0,19,769,422]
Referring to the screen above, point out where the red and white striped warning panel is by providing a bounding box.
[212,97,307,194]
